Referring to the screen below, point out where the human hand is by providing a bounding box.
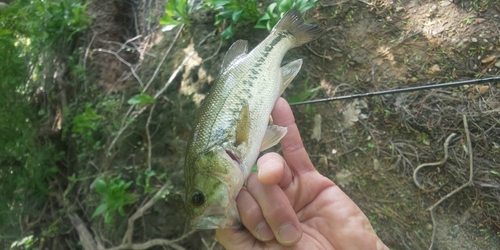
[216,97,389,249]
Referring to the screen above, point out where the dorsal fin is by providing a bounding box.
[221,40,248,72]
[280,59,302,93]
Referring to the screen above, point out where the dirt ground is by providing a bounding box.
[73,0,500,249]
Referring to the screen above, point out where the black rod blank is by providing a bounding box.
[289,77,500,106]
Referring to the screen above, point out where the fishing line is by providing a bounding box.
[289,76,500,106]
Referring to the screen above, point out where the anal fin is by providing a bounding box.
[260,125,287,151]
[280,59,302,93]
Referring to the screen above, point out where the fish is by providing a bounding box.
[184,8,324,229]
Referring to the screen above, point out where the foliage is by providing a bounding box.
[204,0,261,40]
[286,77,321,103]
[127,93,157,107]
[72,106,103,134]
[159,0,191,30]
[160,0,319,39]
[255,0,318,30]
[136,169,165,195]
[92,175,139,226]
[0,0,89,245]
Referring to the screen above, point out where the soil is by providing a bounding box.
[53,0,500,249]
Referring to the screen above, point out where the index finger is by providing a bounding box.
[271,98,316,175]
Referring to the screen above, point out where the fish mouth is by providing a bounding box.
[190,205,241,229]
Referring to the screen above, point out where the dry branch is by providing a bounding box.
[427,115,475,250]
[413,133,457,190]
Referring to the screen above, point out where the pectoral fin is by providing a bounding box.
[235,104,250,146]
[280,59,303,93]
[260,125,287,151]
[221,40,248,73]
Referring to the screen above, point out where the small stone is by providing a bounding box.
[495,61,500,68]
[471,37,478,43]
[439,1,452,7]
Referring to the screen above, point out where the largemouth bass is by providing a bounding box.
[184,8,323,229]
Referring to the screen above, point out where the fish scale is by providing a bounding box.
[184,8,324,229]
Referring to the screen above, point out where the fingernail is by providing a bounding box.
[255,221,274,241]
[277,223,301,244]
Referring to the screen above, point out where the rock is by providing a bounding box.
[471,37,478,43]
[311,114,322,141]
[495,61,500,68]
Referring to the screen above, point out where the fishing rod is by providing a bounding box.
[289,76,500,106]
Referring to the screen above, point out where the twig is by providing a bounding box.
[428,209,437,250]
[97,39,155,57]
[83,33,97,93]
[145,104,156,170]
[107,238,187,250]
[69,213,100,250]
[93,48,145,87]
[154,50,195,99]
[107,25,189,152]
[201,38,222,62]
[107,105,135,152]
[426,115,475,250]
[413,133,457,190]
[108,182,194,249]
[306,43,332,60]
[143,24,184,92]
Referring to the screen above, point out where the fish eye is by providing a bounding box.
[192,190,205,206]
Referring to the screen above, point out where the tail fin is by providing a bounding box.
[273,8,324,46]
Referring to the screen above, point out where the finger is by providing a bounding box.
[247,173,302,246]
[236,188,275,242]
[271,98,316,175]
[257,152,293,188]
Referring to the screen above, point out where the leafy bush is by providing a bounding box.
[160,0,319,39]
[0,0,90,244]
[92,175,139,226]
[160,0,191,30]
[203,0,261,40]
[255,0,318,30]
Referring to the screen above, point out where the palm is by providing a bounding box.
[216,98,387,249]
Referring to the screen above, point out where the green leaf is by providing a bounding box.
[287,86,321,103]
[92,204,108,218]
[221,24,235,40]
[94,179,107,194]
[127,93,156,107]
[232,9,243,22]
